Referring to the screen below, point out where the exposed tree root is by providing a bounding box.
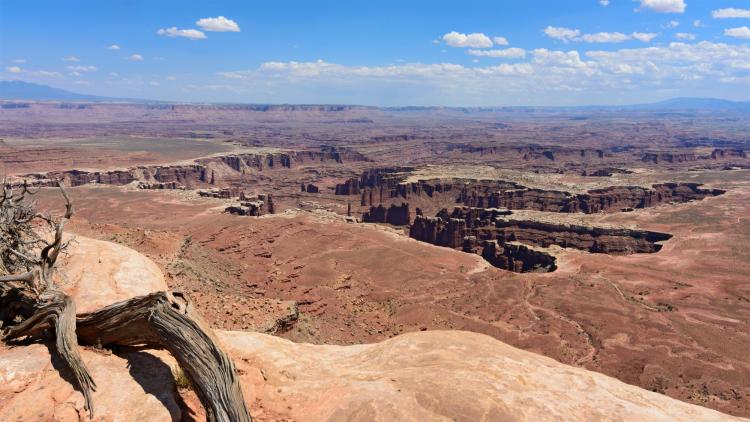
[1,182,251,421]
[76,291,251,422]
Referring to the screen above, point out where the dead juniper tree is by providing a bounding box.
[0,181,251,422]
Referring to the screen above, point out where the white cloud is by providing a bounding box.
[196,16,240,32]
[712,8,750,19]
[725,26,750,39]
[468,48,526,58]
[665,20,680,28]
[636,0,686,14]
[157,27,207,40]
[127,54,144,61]
[544,26,581,42]
[63,56,80,62]
[166,75,177,81]
[545,28,658,43]
[5,66,23,73]
[150,81,161,86]
[675,32,695,40]
[109,72,119,77]
[492,36,509,46]
[581,32,631,43]
[210,41,750,105]
[600,0,610,6]
[11,59,25,64]
[31,70,62,77]
[693,20,703,28]
[632,32,659,42]
[442,31,493,48]
[66,65,97,72]
[108,44,121,50]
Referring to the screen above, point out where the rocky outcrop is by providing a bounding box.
[582,167,634,177]
[410,206,674,272]
[461,183,725,213]
[447,144,607,161]
[19,148,367,188]
[362,203,411,226]
[137,181,185,190]
[225,194,275,216]
[711,148,747,159]
[490,219,672,254]
[301,183,320,193]
[477,240,557,273]
[410,214,466,249]
[198,187,245,199]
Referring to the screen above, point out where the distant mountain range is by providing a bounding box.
[1,80,748,111]
[0,80,118,102]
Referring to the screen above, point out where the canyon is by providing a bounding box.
[1,101,749,419]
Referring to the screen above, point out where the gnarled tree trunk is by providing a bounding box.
[1,181,251,421]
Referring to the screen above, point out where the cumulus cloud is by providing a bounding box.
[544,26,581,42]
[127,54,144,61]
[664,20,680,28]
[632,32,659,42]
[693,20,703,27]
[196,16,240,32]
[157,27,207,40]
[712,8,750,19]
[211,41,749,105]
[108,44,120,50]
[581,32,631,43]
[600,0,610,6]
[675,32,695,40]
[66,65,97,72]
[32,70,63,77]
[725,26,750,39]
[492,36,509,46]
[545,27,658,43]
[63,56,80,62]
[5,66,22,73]
[442,31,493,48]
[468,48,526,58]
[636,0,685,14]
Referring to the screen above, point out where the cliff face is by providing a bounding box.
[460,183,725,213]
[336,168,724,214]
[20,149,368,188]
[410,206,673,272]
[362,203,411,226]
[491,219,673,254]
[410,215,466,248]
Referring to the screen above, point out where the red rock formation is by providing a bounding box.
[479,240,557,273]
[461,183,725,213]
[363,203,411,226]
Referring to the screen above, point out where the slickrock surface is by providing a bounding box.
[0,236,744,421]
[221,329,743,422]
[59,235,167,312]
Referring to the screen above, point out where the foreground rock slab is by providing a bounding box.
[220,330,743,421]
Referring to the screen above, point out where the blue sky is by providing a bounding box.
[1,0,749,105]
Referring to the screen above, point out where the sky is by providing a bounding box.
[1,0,749,106]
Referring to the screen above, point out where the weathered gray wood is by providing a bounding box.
[1,182,252,421]
[76,291,252,422]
